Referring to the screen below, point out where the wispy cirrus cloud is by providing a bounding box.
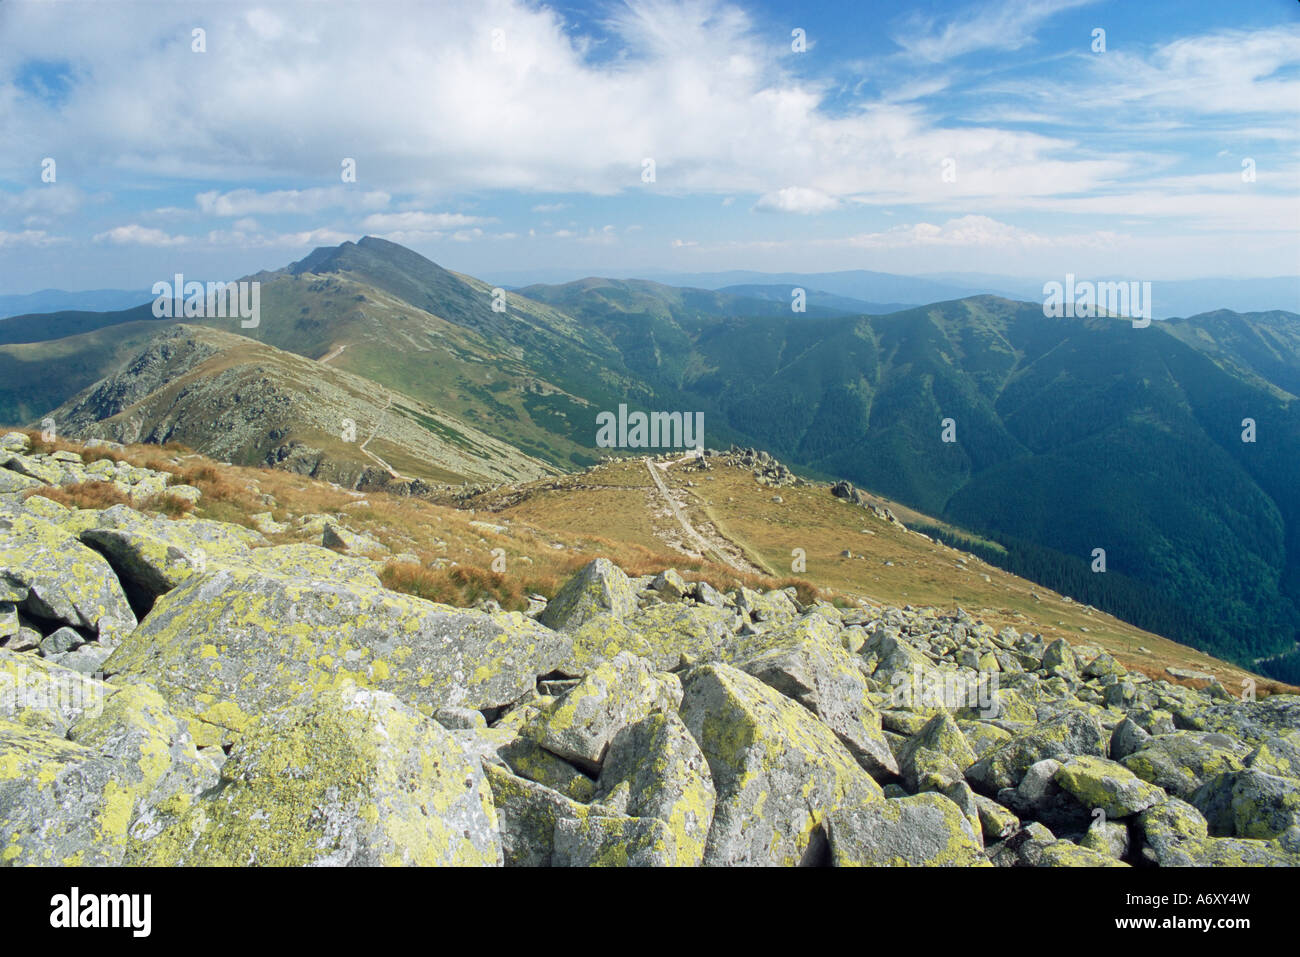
[892,0,1099,62]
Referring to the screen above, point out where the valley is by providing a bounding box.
[2,237,1298,681]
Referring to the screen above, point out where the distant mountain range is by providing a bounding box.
[0,288,155,319]
[11,270,1297,322]
[491,268,1300,320]
[3,236,1298,678]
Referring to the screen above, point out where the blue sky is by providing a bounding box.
[1,0,1297,292]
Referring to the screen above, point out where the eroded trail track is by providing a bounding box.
[643,457,766,574]
[360,395,409,480]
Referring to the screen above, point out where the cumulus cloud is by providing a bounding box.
[360,211,491,231]
[0,229,65,248]
[754,187,840,214]
[196,188,391,216]
[0,0,1130,210]
[93,224,188,246]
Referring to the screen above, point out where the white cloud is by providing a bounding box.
[196,188,391,217]
[360,211,490,231]
[0,186,86,217]
[754,186,840,214]
[93,224,188,246]
[894,0,1099,62]
[0,0,1130,210]
[0,229,65,248]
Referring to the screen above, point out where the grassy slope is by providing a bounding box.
[22,430,1295,696]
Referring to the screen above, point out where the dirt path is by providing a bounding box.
[359,395,409,480]
[643,458,765,573]
[319,343,348,364]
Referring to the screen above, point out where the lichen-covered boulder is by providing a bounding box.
[78,508,260,610]
[974,793,1020,841]
[0,469,42,493]
[562,603,736,672]
[898,712,977,793]
[322,523,389,557]
[733,615,898,780]
[966,710,1108,793]
[1003,758,1087,831]
[1081,817,1130,860]
[1053,755,1166,819]
[1121,731,1249,799]
[1040,639,1077,680]
[103,565,571,746]
[1082,651,1126,679]
[1037,840,1128,867]
[0,718,138,865]
[68,682,217,819]
[1133,798,1209,866]
[497,734,598,802]
[959,720,1012,761]
[528,652,681,774]
[551,814,680,867]
[1245,730,1300,781]
[244,543,381,586]
[485,764,690,866]
[1190,769,1300,841]
[128,687,501,866]
[679,662,884,866]
[1110,717,1152,759]
[733,586,799,626]
[0,648,111,735]
[540,558,637,632]
[0,508,136,642]
[825,792,989,866]
[595,710,716,866]
[1134,796,1299,866]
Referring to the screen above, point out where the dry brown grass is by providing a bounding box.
[17,436,1293,695]
[140,492,196,518]
[171,464,246,505]
[379,561,562,611]
[23,482,132,510]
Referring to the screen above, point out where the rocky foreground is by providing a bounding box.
[1,435,1298,867]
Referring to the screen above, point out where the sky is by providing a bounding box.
[1,0,1298,292]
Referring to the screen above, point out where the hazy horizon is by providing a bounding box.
[2,0,1298,293]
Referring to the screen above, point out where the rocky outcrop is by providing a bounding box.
[2,487,1297,867]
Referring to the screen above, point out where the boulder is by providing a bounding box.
[1053,755,1166,819]
[679,663,884,866]
[825,792,989,866]
[966,710,1108,793]
[1121,731,1249,799]
[0,718,139,865]
[562,602,735,673]
[528,652,681,774]
[0,508,136,642]
[734,615,898,780]
[595,710,716,866]
[0,648,111,735]
[128,687,502,866]
[1245,730,1300,781]
[1190,769,1300,841]
[103,565,571,746]
[485,764,689,866]
[540,558,637,632]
